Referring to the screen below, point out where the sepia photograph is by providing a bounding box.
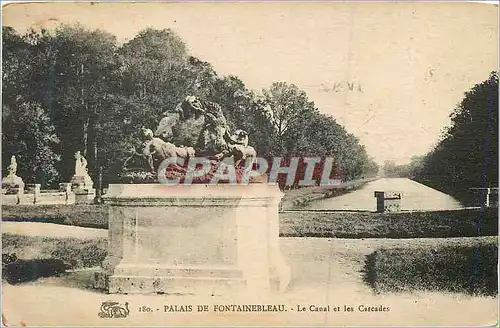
[1,1,498,326]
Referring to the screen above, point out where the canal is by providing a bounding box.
[302,178,464,211]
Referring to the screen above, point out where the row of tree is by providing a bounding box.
[381,72,498,205]
[381,156,425,179]
[2,24,379,188]
[414,72,498,205]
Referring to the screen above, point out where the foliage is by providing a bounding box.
[259,82,378,181]
[2,24,121,185]
[301,112,379,180]
[382,156,424,178]
[262,82,318,153]
[415,72,498,205]
[2,25,378,188]
[2,102,60,186]
[207,76,275,155]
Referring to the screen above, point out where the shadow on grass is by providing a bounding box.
[2,234,107,269]
[3,252,105,293]
[2,254,70,285]
[361,251,379,294]
[362,243,498,297]
[2,234,108,287]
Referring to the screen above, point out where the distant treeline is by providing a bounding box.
[381,156,425,179]
[383,72,498,205]
[2,25,379,188]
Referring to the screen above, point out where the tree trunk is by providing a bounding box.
[86,114,97,180]
[83,116,89,157]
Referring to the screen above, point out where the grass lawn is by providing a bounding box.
[1,205,108,228]
[363,239,498,297]
[280,208,498,238]
[2,205,498,238]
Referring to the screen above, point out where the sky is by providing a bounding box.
[2,2,498,165]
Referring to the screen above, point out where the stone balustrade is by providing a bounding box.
[2,183,77,205]
[470,187,499,208]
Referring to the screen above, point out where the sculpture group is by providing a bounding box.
[2,96,260,199]
[123,96,257,183]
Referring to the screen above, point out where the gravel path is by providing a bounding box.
[1,222,108,239]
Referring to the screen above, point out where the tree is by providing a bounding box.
[260,82,378,182]
[2,27,61,187]
[2,25,378,188]
[98,29,219,182]
[50,24,120,181]
[12,24,121,182]
[207,76,275,155]
[119,28,191,105]
[382,160,397,178]
[2,26,31,108]
[2,102,60,187]
[416,72,498,205]
[262,82,318,154]
[299,112,378,180]
[2,25,122,183]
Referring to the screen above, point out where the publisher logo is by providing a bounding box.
[98,301,130,318]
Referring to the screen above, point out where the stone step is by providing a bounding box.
[108,275,247,295]
[114,264,244,279]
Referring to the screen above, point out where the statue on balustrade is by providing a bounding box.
[70,151,94,190]
[1,155,25,194]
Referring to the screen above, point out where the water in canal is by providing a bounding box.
[303,178,464,211]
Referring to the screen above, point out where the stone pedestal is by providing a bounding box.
[1,175,25,195]
[2,175,25,204]
[93,183,291,296]
[70,175,95,204]
[374,191,402,213]
[73,188,96,204]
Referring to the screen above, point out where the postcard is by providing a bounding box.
[1,2,498,326]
